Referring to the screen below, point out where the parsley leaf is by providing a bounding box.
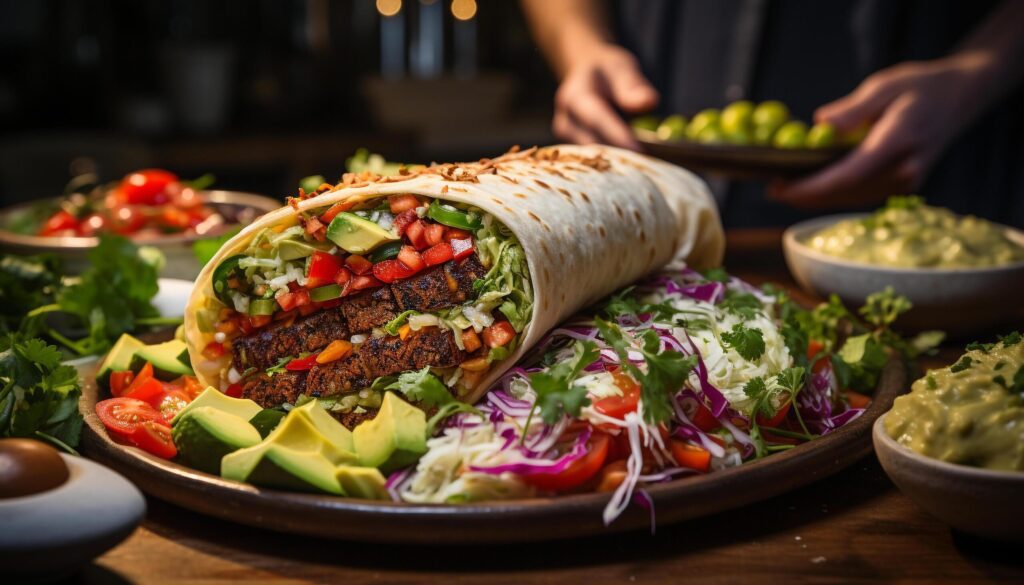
[595,318,697,424]
[527,340,599,425]
[721,324,765,361]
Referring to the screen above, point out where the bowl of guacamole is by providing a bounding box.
[873,332,1024,542]
[783,197,1024,335]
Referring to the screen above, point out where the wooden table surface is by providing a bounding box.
[78,229,1024,585]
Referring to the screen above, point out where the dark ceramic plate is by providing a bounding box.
[636,130,850,180]
[80,352,904,544]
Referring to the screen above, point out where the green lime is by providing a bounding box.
[630,115,660,133]
[656,114,688,141]
[686,109,720,141]
[720,100,754,138]
[724,126,753,145]
[696,124,726,145]
[773,121,808,149]
[806,122,837,149]
[753,124,778,146]
[752,100,790,129]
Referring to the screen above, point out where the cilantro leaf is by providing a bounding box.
[719,292,762,320]
[594,318,696,424]
[701,267,729,283]
[743,377,767,401]
[528,340,599,425]
[775,366,806,394]
[859,287,912,329]
[721,324,765,361]
[386,367,482,435]
[833,334,889,391]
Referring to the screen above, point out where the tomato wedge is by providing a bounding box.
[691,402,720,432]
[520,432,610,492]
[129,421,177,459]
[756,401,791,428]
[38,210,80,236]
[109,370,135,397]
[593,368,641,419]
[96,397,167,438]
[121,169,177,205]
[156,389,191,423]
[670,440,711,472]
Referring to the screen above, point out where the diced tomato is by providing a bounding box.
[756,401,791,428]
[444,228,473,242]
[96,397,167,438]
[333,266,353,287]
[286,354,320,371]
[388,194,421,214]
[520,432,610,492]
[277,290,300,312]
[392,209,419,236]
[109,370,135,397]
[351,274,383,290]
[807,339,824,360]
[202,342,226,360]
[38,210,81,236]
[422,242,454,266]
[405,220,428,250]
[424,222,445,246]
[482,321,516,348]
[396,246,425,272]
[373,259,417,283]
[345,254,373,275]
[128,421,177,459]
[691,402,720,432]
[461,329,482,353]
[845,390,872,409]
[670,440,711,473]
[249,314,272,328]
[593,368,641,419]
[156,389,191,422]
[305,251,344,288]
[121,169,177,205]
[596,459,629,492]
[225,383,244,398]
[320,201,355,224]
[450,238,474,260]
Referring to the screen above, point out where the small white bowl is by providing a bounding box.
[873,414,1024,542]
[783,214,1024,336]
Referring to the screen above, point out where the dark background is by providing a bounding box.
[0,0,557,205]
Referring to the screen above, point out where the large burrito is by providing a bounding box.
[184,145,723,428]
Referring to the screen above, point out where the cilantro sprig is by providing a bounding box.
[0,336,83,453]
[721,324,766,362]
[386,367,482,436]
[594,318,697,424]
[525,340,599,426]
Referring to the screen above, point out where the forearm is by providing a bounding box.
[520,0,613,77]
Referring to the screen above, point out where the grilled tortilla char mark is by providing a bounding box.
[233,310,348,371]
[241,370,307,407]
[391,255,485,311]
[231,255,486,371]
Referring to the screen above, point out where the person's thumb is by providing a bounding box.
[815,75,901,132]
[603,59,659,113]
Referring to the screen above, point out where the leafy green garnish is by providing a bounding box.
[833,333,889,391]
[0,336,83,453]
[526,340,599,425]
[386,367,481,435]
[721,324,765,361]
[859,287,912,330]
[265,356,294,377]
[701,267,729,283]
[0,254,61,333]
[601,286,686,322]
[949,356,973,373]
[595,318,697,424]
[719,292,762,320]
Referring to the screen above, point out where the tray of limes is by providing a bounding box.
[633,100,866,179]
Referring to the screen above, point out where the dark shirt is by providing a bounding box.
[614,0,1024,228]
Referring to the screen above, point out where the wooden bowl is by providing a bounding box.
[873,414,1024,542]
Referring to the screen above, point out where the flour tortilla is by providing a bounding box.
[184,144,724,404]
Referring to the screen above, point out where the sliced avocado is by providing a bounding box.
[249,409,287,438]
[172,387,263,425]
[96,333,145,390]
[325,212,399,254]
[172,407,262,474]
[221,404,359,494]
[352,392,428,473]
[292,399,355,453]
[336,465,388,500]
[278,238,332,261]
[130,339,195,380]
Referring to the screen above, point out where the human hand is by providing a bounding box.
[770,57,995,209]
[552,44,659,149]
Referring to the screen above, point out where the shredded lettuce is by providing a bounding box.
[471,216,533,333]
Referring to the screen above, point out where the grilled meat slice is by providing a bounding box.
[340,286,399,333]
[241,370,307,406]
[360,328,464,379]
[305,355,371,398]
[391,255,486,312]
[232,310,348,370]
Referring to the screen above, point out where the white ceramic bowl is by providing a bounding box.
[873,414,1024,542]
[783,214,1024,335]
[0,454,146,581]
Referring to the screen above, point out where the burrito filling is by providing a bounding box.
[195,194,533,427]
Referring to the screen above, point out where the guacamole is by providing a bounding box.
[807,196,1024,268]
[885,333,1024,471]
